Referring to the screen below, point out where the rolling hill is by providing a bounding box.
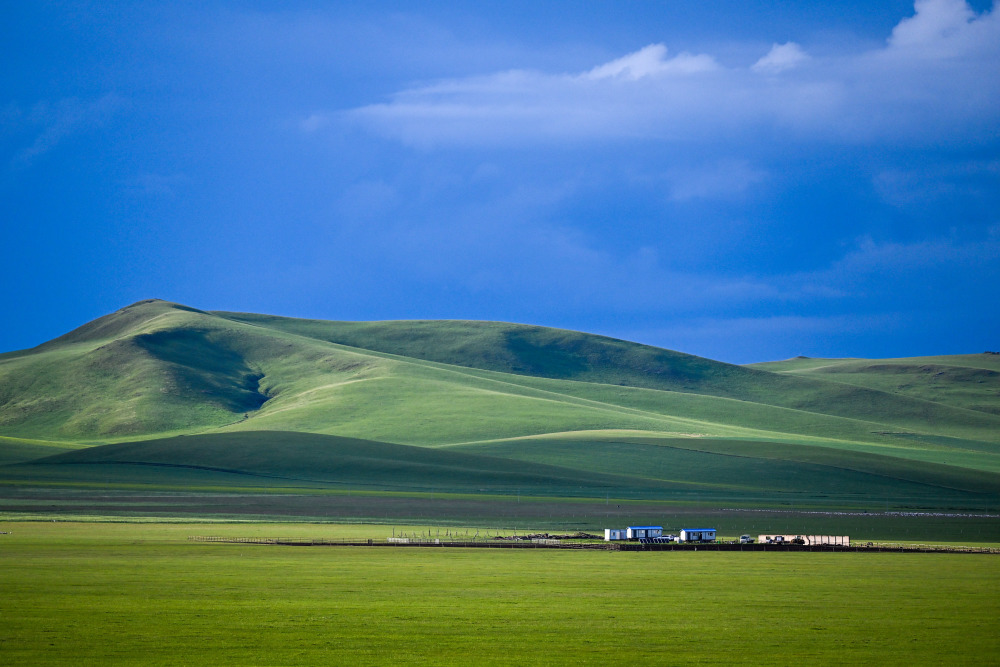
[1,299,998,513]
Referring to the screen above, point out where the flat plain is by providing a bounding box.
[1,521,998,665]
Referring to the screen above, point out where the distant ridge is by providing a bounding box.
[213,309,1000,435]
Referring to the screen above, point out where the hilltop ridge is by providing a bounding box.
[1,299,998,448]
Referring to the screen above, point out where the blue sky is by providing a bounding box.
[3,0,998,363]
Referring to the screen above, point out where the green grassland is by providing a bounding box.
[8,430,996,513]
[0,435,81,465]
[749,354,1000,415]
[1,522,997,664]
[1,300,998,526]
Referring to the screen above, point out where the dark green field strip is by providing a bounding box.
[638,436,1000,496]
[2,498,999,541]
[455,435,1000,500]
[0,437,80,465]
[0,460,317,491]
[6,426,999,509]
[23,431,695,497]
[27,430,995,505]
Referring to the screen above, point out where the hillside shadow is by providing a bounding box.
[134,329,268,414]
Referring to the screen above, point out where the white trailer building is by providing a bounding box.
[604,528,628,541]
[679,528,716,543]
[759,534,849,546]
[626,526,663,539]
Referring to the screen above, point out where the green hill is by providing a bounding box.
[749,355,1000,416]
[215,310,1000,445]
[1,299,998,512]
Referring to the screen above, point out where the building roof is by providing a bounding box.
[680,528,716,531]
[627,525,663,530]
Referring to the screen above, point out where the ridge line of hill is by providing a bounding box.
[212,309,1000,439]
[252,334,1000,450]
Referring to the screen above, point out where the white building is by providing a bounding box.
[626,526,663,539]
[604,528,628,541]
[759,534,849,546]
[679,528,716,543]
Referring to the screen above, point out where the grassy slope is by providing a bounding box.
[0,436,81,465]
[750,354,1000,416]
[0,301,271,438]
[212,311,1000,473]
[16,431,678,496]
[0,300,997,509]
[7,430,995,508]
[217,311,1000,440]
[448,432,1000,500]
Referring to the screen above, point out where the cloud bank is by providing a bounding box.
[347,0,999,148]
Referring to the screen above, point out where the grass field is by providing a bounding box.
[1,521,997,664]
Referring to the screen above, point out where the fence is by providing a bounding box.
[188,536,1000,554]
[188,536,609,549]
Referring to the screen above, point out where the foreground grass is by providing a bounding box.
[1,522,997,664]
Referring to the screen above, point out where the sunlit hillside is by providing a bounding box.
[1,299,998,510]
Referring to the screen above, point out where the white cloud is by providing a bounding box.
[889,0,981,53]
[587,44,718,79]
[751,43,809,74]
[344,0,999,148]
